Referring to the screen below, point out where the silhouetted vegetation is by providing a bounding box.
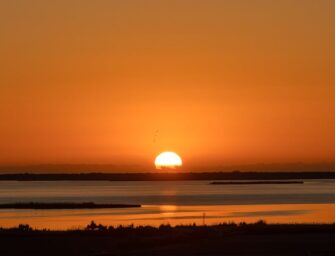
[17,224,33,232]
[1,220,335,235]
[0,171,335,181]
[1,221,335,255]
[0,202,141,209]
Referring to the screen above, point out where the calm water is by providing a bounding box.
[0,180,335,229]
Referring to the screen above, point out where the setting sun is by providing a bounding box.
[155,152,182,169]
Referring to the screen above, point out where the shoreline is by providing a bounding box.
[0,202,141,209]
[210,180,304,185]
[0,172,335,181]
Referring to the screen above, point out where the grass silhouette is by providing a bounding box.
[1,221,335,255]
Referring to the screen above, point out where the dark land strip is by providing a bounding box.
[0,172,335,181]
[0,202,141,209]
[1,222,335,255]
[210,180,304,185]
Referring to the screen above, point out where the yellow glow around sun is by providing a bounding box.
[155,152,182,169]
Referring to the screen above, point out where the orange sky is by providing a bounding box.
[0,1,334,171]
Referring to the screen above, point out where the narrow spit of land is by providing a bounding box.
[0,202,141,209]
[210,180,304,185]
[1,222,335,256]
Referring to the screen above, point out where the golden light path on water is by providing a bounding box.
[1,204,335,230]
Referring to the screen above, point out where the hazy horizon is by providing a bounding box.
[1,162,335,173]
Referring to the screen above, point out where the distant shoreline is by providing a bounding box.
[210,180,304,185]
[0,202,141,209]
[0,172,334,181]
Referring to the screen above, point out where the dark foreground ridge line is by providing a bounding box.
[0,171,335,181]
[210,180,304,185]
[1,221,335,256]
[2,221,335,234]
[0,202,141,209]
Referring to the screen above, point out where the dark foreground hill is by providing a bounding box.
[1,222,335,256]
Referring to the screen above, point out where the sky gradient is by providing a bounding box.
[0,0,334,171]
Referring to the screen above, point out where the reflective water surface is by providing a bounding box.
[0,180,334,229]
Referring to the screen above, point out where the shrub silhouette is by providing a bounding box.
[18,224,32,231]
